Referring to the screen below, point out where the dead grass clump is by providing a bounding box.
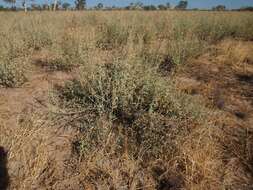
[167,36,205,65]
[0,121,78,190]
[23,29,53,51]
[19,17,55,51]
[96,22,129,50]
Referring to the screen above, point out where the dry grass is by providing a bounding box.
[0,11,253,189]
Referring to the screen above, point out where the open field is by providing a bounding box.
[0,11,253,189]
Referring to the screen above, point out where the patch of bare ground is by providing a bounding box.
[0,50,73,127]
[0,50,78,189]
[175,39,253,188]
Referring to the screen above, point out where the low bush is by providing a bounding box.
[0,59,27,87]
[54,56,207,163]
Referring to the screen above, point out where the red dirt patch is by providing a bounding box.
[0,52,77,189]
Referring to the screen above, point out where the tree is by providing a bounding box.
[175,0,188,10]
[238,6,253,11]
[150,5,157,10]
[143,5,156,11]
[0,5,6,11]
[128,2,143,10]
[62,2,70,10]
[22,0,35,12]
[143,5,157,11]
[158,4,167,10]
[53,0,58,11]
[95,2,103,10]
[42,3,49,10]
[166,2,171,9]
[22,0,27,12]
[31,3,42,10]
[212,5,226,11]
[75,0,86,10]
[3,0,16,10]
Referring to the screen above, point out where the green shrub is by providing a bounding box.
[56,56,205,125]
[56,60,157,121]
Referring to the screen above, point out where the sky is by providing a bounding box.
[2,0,253,9]
[85,0,253,9]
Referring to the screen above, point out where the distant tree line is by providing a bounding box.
[0,0,86,10]
[212,5,226,11]
[0,0,185,11]
[234,6,253,11]
[0,0,252,12]
[212,5,253,11]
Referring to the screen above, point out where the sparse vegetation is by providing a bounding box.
[0,11,253,190]
[0,59,27,87]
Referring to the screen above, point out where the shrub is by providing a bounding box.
[55,60,157,121]
[54,57,207,164]
[0,59,27,87]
